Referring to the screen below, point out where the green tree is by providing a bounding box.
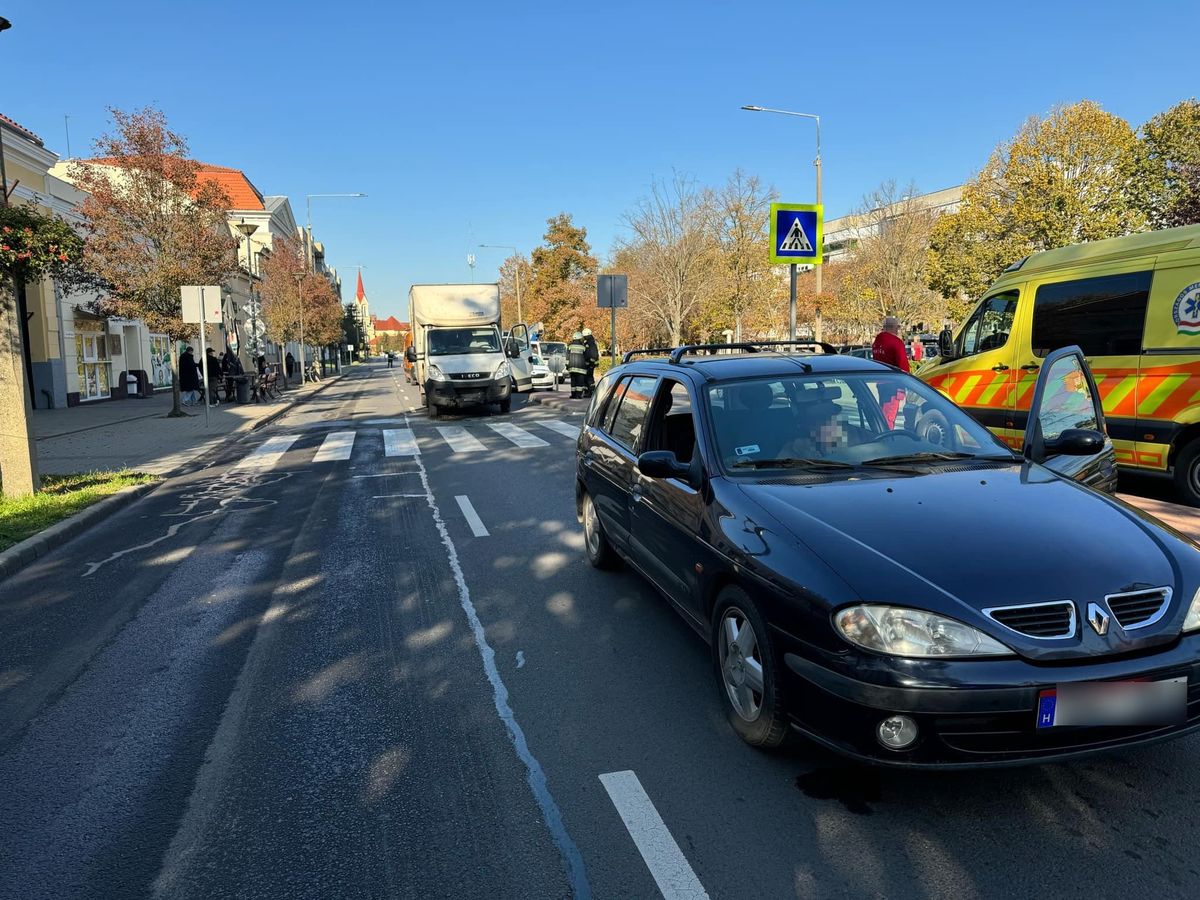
[1135,98,1200,228]
[928,101,1144,300]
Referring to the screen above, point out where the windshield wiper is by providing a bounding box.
[862,451,1013,465]
[732,457,859,470]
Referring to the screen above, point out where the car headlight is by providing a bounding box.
[427,364,449,382]
[835,605,1013,658]
[1183,587,1200,633]
[495,360,511,380]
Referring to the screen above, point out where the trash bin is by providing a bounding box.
[235,376,251,403]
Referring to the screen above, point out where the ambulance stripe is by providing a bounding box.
[1137,374,1190,416]
[953,375,981,405]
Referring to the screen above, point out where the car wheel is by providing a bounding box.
[581,491,616,569]
[1173,438,1200,507]
[917,409,951,447]
[711,587,787,749]
[499,396,512,414]
[427,396,441,420]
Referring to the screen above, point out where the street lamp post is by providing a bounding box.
[293,271,306,384]
[235,220,259,359]
[479,244,522,324]
[741,105,823,342]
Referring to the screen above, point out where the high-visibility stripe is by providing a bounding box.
[1104,377,1139,416]
[1137,374,1190,416]
[977,374,1009,406]
[953,375,981,405]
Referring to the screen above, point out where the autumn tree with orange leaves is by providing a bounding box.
[259,235,342,380]
[69,107,238,416]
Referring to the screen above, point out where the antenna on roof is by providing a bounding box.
[63,115,71,159]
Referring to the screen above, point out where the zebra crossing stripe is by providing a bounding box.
[436,426,487,453]
[383,428,420,456]
[235,434,300,469]
[538,419,580,439]
[487,421,549,448]
[313,430,356,462]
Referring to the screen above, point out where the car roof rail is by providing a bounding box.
[621,347,675,364]
[750,340,840,355]
[668,343,763,364]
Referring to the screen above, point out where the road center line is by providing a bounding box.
[455,495,489,536]
[599,770,710,900]
[404,414,590,897]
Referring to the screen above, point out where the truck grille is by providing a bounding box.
[450,372,491,381]
[1106,588,1172,630]
[984,601,1076,639]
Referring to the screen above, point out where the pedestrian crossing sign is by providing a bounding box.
[769,203,823,265]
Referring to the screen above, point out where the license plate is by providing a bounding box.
[1036,677,1187,728]
[459,391,484,404]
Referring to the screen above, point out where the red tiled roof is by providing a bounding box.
[375,316,406,332]
[0,113,44,146]
[83,158,265,210]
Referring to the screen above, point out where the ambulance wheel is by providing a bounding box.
[917,410,951,448]
[1174,439,1200,507]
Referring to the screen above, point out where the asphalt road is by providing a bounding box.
[2,362,1199,899]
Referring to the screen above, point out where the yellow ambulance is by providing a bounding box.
[920,223,1200,504]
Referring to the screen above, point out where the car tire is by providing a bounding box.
[427,396,441,420]
[711,587,788,749]
[916,409,951,447]
[499,396,512,414]
[1173,438,1200,507]
[581,491,616,569]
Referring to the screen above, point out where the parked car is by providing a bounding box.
[530,356,556,390]
[575,342,1200,767]
[533,340,569,383]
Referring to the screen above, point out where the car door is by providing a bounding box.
[1024,345,1118,491]
[506,322,535,392]
[923,289,1022,448]
[629,379,707,621]
[583,374,658,552]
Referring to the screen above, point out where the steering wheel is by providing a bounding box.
[876,429,921,442]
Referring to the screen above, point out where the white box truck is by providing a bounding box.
[407,283,534,418]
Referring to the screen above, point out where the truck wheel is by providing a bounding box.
[1173,439,1200,507]
[427,396,441,420]
[498,396,512,414]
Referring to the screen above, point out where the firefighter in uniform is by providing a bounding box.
[581,328,599,397]
[568,332,588,399]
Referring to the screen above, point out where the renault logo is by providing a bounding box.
[1087,602,1111,636]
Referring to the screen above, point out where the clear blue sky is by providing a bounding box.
[5,0,1198,319]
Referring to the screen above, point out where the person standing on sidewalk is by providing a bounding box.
[179,346,201,406]
[568,332,588,399]
[872,316,910,429]
[581,328,599,398]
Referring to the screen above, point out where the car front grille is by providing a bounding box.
[984,601,1076,639]
[1106,587,1172,630]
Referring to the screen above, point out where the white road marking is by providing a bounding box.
[402,414,589,894]
[312,430,356,462]
[363,417,407,425]
[372,493,428,499]
[352,472,420,479]
[383,428,420,456]
[538,419,581,439]
[488,421,549,448]
[599,770,710,900]
[455,495,489,536]
[234,435,300,470]
[436,426,486,453]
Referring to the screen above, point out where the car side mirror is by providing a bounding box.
[637,450,691,481]
[506,341,520,358]
[938,330,956,360]
[1044,428,1106,457]
[405,347,417,362]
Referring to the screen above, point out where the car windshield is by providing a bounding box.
[428,327,501,356]
[542,342,567,356]
[707,373,1011,471]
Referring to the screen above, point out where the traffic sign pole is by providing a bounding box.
[789,264,797,341]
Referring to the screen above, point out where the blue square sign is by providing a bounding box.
[769,203,823,265]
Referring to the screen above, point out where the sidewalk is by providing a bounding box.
[33,374,341,476]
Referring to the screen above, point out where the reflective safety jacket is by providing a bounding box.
[568,341,588,374]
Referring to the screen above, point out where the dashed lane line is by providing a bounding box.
[455,495,490,537]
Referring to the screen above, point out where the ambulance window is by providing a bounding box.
[1032,271,1152,358]
[961,291,1018,356]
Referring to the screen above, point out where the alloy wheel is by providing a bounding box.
[718,607,764,722]
[583,494,601,557]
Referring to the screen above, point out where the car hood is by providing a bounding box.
[738,463,1200,661]
[429,352,503,375]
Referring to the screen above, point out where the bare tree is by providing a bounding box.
[711,170,778,341]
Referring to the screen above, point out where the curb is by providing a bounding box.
[528,393,589,413]
[0,482,158,583]
[0,372,349,584]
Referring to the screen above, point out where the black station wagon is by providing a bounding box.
[575,342,1200,767]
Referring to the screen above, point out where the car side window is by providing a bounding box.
[599,377,630,434]
[644,379,698,468]
[587,370,620,427]
[608,375,658,452]
[961,291,1018,356]
[1031,271,1152,358]
[1037,354,1101,441]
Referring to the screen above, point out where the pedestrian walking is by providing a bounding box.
[205,348,222,405]
[910,336,924,362]
[179,346,201,405]
[286,351,296,378]
[581,328,599,398]
[568,331,588,399]
[872,316,910,429]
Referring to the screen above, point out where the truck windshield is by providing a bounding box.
[428,328,501,356]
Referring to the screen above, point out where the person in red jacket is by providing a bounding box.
[872,316,910,428]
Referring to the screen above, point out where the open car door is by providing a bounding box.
[1023,345,1118,492]
[506,322,535,392]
